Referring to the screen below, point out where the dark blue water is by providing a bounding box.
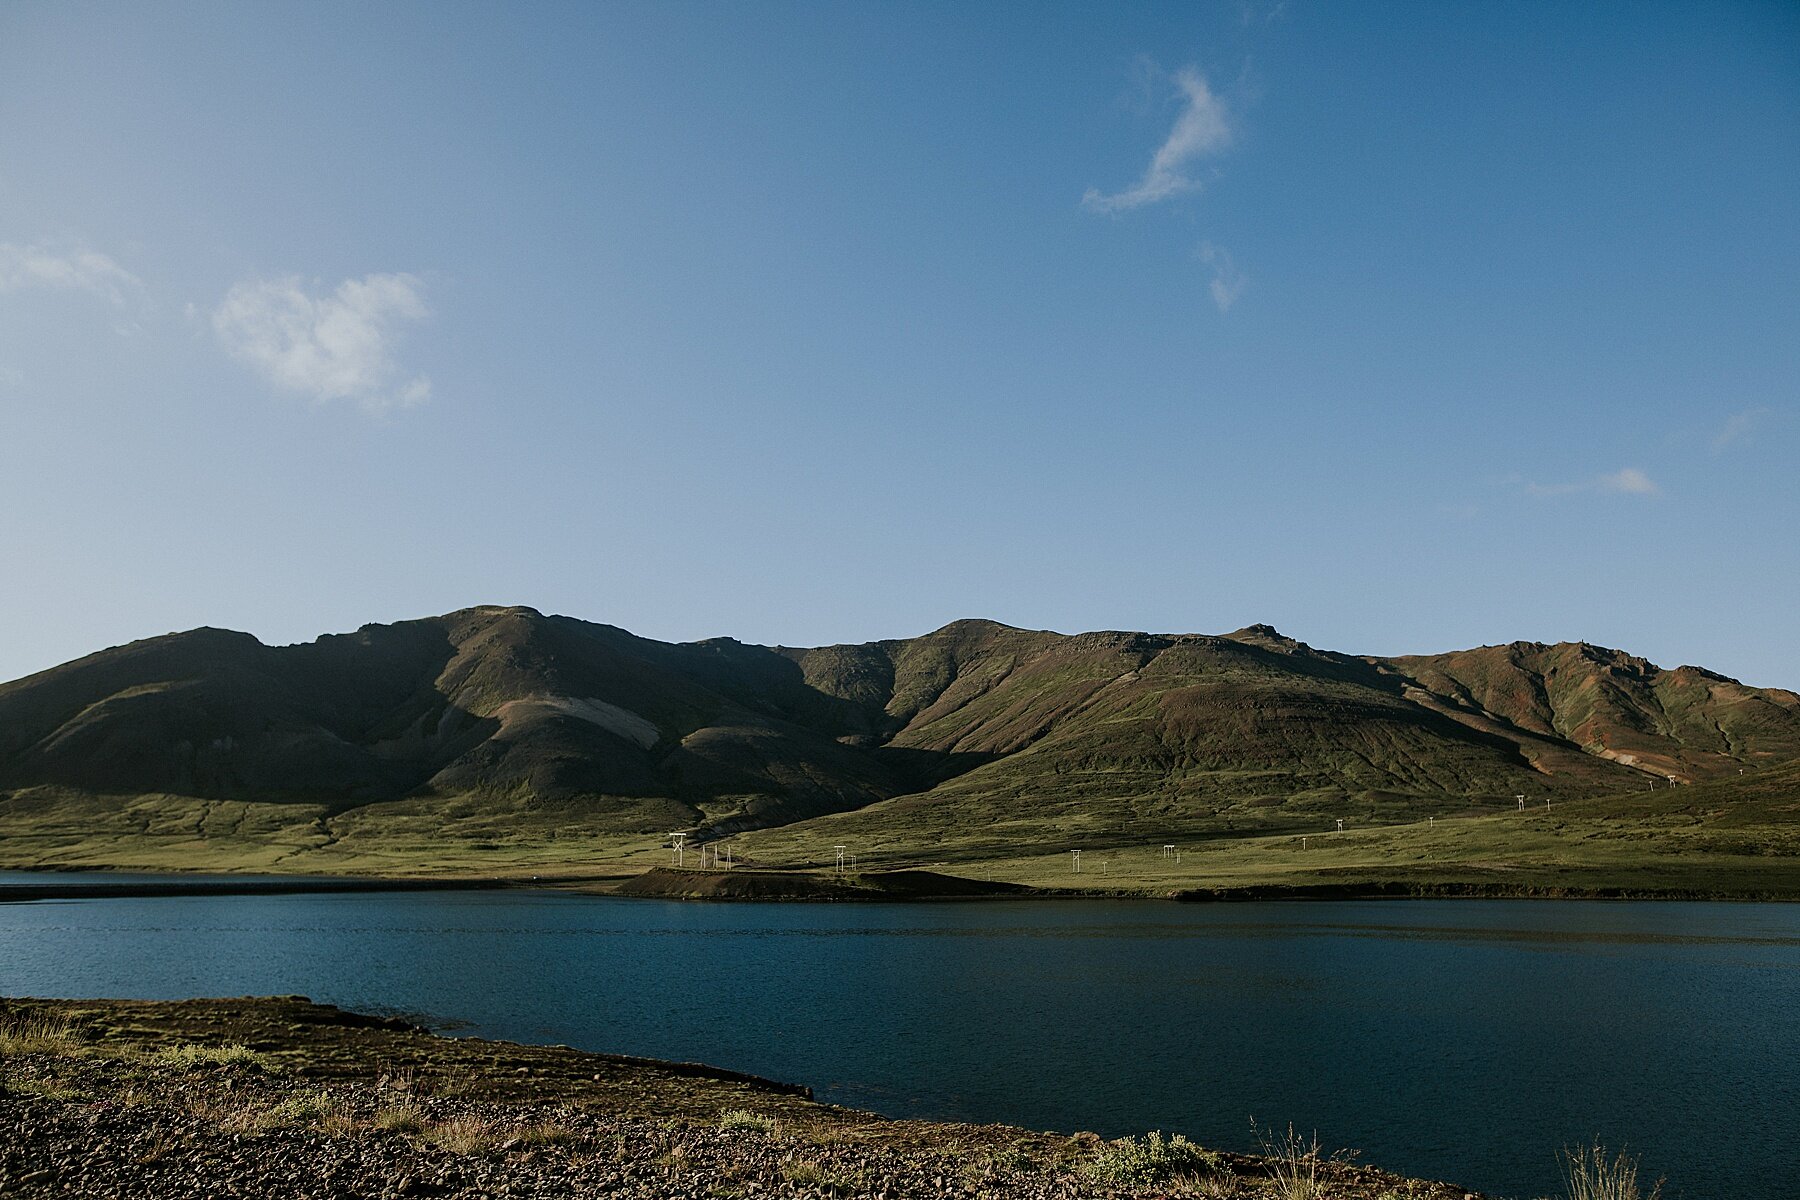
[2,888,1795,1199]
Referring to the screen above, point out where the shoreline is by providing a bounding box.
[0,876,520,902]
[0,994,1481,1199]
[4,862,1799,904]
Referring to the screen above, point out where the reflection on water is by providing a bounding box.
[2,889,1795,1199]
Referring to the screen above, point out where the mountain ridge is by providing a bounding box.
[3,607,1797,855]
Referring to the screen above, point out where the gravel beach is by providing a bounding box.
[0,997,1479,1200]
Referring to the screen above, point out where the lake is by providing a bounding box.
[2,881,1795,1199]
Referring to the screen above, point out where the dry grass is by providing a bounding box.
[515,1119,574,1147]
[0,1014,83,1056]
[1194,1171,1240,1198]
[1258,1122,1325,1200]
[425,1116,503,1155]
[373,1070,427,1133]
[1559,1142,1663,1200]
[373,1101,427,1133]
[779,1156,863,1195]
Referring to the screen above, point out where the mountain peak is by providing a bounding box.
[457,604,546,620]
[1226,623,1307,651]
[927,618,1024,637]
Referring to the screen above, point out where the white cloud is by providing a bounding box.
[1598,467,1658,495]
[1197,241,1246,312]
[212,273,431,413]
[0,241,141,305]
[1711,407,1768,454]
[1083,67,1232,213]
[1526,467,1659,497]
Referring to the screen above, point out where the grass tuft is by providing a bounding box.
[1257,1121,1325,1200]
[779,1157,864,1195]
[0,1015,84,1056]
[426,1116,503,1155]
[1559,1142,1663,1200]
[515,1119,573,1147]
[373,1101,427,1133]
[250,1088,338,1131]
[1194,1170,1241,1199]
[718,1108,781,1135]
[372,1070,427,1133]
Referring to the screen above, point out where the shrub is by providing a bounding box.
[1085,1130,1224,1185]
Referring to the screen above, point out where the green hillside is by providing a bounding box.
[1,606,1796,888]
[736,758,1800,898]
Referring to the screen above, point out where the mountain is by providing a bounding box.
[2,607,1797,854]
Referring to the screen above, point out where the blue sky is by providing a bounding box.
[2,1,1797,687]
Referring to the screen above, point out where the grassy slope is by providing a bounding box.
[731,759,1800,897]
[0,787,664,878]
[9,761,1793,900]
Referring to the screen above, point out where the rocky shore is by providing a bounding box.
[0,996,1478,1200]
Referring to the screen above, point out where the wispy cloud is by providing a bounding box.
[1237,0,1290,25]
[1197,241,1246,312]
[212,273,431,413]
[1526,467,1659,498]
[1083,67,1232,214]
[0,241,141,305]
[1711,407,1769,455]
